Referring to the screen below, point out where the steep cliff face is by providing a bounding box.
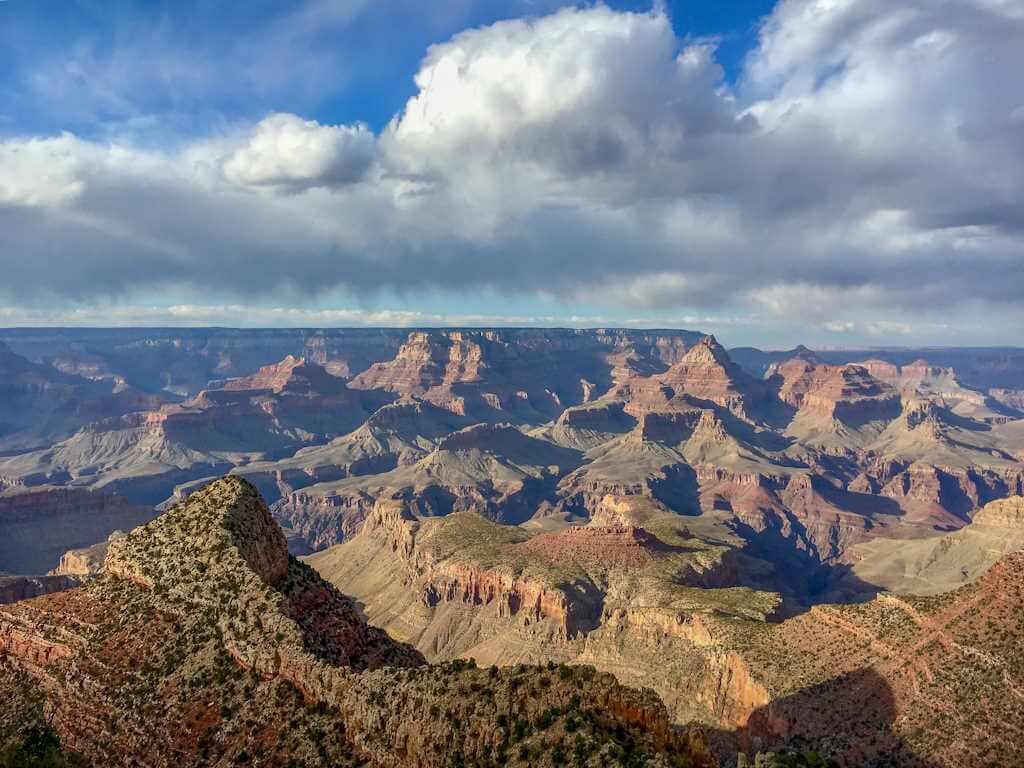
[49,532,124,577]
[1,478,715,768]
[658,337,768,413]
[770,359,900,426]
[328,501,585,637]
[0,487,154,575]
[350,331,458,394]
[349,329,706,423]
[607,336,769,422]
[217,354,345,394]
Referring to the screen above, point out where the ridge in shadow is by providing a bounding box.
[709,667,940,768]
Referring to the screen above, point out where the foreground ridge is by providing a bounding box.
[0,477,715,768]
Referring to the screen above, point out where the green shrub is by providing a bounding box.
[1,725,85,768]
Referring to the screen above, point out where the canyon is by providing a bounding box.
[2,327,1023,766]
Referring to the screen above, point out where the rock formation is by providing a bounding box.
[608,336,770,422]
[4,330,1022,587]
[49,531,125,578]
[274,423,584,548]
[2,329,1023,766]
[769,359,900,428]
[307,499,779,727]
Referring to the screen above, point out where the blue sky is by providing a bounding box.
[0,0,1021,346]
[0,0,776,139]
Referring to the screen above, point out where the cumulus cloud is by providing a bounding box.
[222,114,376,191]
[384,7,739,180]
[0,1,1022,344]
[0,134,89,206]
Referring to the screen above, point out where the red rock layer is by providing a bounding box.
[771,359,899,420]
[609,336,768,421]
[513,525,670,569]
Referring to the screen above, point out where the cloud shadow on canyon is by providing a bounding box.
[716,527,888,620]
[710,667,939,768]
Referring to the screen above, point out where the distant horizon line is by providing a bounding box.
[1,326,1021,353]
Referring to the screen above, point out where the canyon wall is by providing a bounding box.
[0,488,155,575]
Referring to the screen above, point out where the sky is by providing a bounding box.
[0,0,1022,347]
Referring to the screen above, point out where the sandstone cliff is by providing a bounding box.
[308,499,780,732]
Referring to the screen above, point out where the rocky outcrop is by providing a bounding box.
[104,477,290,590]
[423,561,576,632]
[516,525,671,569]
[654,337,770,419]
[0,614,77,666]
[770,359,899,425]
[359,501,583,634]
[310,499,781,732]
[49,531,124,577]
[219,355,332,393]
[349,329,706,423]
[972,494,1024,526]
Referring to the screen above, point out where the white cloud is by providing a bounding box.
[222,113,376,192]
[384,6,739,191]
[0,134,89,206]
[0,1,1022,344]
